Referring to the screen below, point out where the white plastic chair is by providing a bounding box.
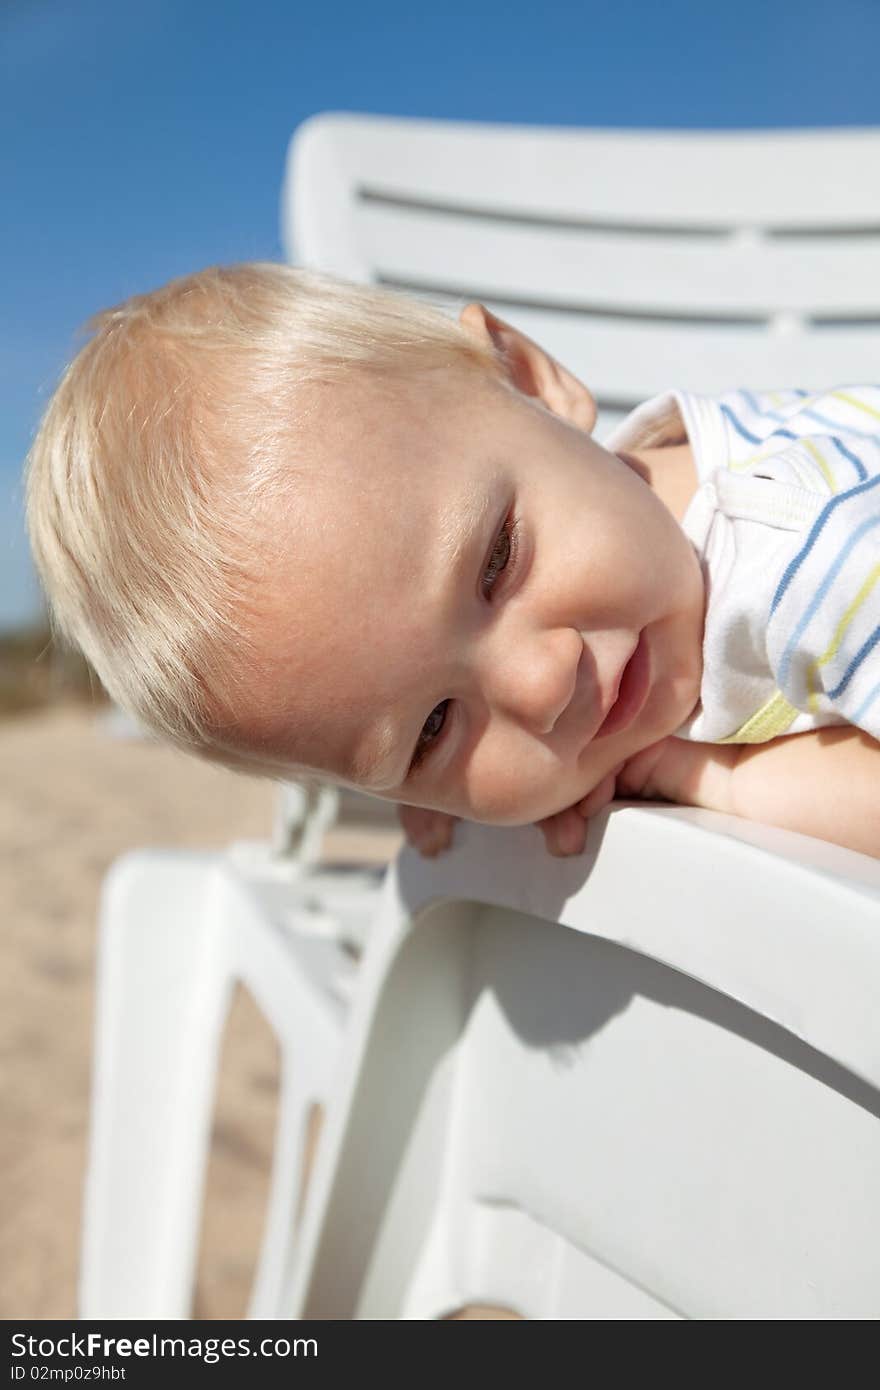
[287,806,880,1320]
[82,115,880,1319]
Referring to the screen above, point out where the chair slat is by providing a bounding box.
[354,202,880,316]
[287,115,880,233]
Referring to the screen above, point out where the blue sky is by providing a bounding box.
[3,0,879,629]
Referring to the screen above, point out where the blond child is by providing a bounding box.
[25,263,880,861]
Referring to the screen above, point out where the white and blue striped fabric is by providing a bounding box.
[608,385,880,745]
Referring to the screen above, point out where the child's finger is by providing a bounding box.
[576,767,620,819]
[537,805,589,857]
[614,740,670,799]
[416,823,455,857]
[397,805,457,856]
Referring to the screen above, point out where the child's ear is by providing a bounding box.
[459,302,597,433]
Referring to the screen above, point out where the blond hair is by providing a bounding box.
[25,262,504,778]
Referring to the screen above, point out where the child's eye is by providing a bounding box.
[408,514,520,778]
[410,698,450,773]
[481,514,520,599]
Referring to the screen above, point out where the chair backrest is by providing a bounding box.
[288,806,880,1319]
[282,115,880,435]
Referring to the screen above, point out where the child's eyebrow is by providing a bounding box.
[348,721,401,793]
[435,481,501,571]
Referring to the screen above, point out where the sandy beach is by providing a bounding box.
[0,703,402,1319]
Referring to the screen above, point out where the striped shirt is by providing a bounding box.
[607,385,880,744]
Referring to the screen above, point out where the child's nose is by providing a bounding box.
[482,627,584,736]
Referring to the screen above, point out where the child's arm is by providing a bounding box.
[574,727,880,861]
[727,727,880,860]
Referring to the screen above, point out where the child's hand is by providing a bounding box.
[400,739,741,861]
[398,804,459,857]
[616,736,739,813]
[536,761,627,856]
[537,739,741,857]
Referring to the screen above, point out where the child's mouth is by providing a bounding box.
[594,630,651,739]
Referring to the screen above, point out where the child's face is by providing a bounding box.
[241,319,705,825]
